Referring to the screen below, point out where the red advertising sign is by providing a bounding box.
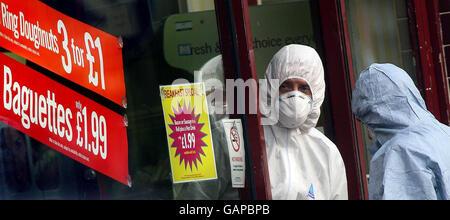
[0,0,126,106]
[0,52,130,186]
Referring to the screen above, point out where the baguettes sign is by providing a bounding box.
[0,0,126,106]
[0,52,130,186]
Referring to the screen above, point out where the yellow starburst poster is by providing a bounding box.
[160,83,217,183]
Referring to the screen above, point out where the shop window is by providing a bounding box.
[74,0,238,199]
[0,123,100,199]
[0,0,243,200]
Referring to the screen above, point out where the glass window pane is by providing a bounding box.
[0,0,239,200]
[0,122,100,199]
[345,0,420,176]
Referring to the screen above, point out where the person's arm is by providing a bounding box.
[376,145,437,200]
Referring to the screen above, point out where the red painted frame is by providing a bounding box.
[317,0,368,200]
[407,0,450,124]
[425,0,450,125]
[214,0,272,200]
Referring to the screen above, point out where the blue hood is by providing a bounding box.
[351,63,436,145]
[353,63,450,200]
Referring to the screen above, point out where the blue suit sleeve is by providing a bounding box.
[376,145,437,200]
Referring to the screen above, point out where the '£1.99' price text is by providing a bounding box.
[75,102,107,160]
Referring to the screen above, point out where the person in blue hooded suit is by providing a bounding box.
[351,63,450,200]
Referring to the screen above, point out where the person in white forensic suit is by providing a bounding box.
[261,44,348,200]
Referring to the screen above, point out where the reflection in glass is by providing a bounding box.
[346,0,419,175]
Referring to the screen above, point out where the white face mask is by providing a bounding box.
[278,91,313,129]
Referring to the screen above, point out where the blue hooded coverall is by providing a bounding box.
[351,63,450,200]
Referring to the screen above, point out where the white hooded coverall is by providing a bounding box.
[262,45,348,200]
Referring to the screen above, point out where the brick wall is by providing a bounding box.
[440,0,450,90]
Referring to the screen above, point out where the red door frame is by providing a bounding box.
[407,0,450,124]
[426,0,450,126]
[214,0,272,200]
[317,0,368,200]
